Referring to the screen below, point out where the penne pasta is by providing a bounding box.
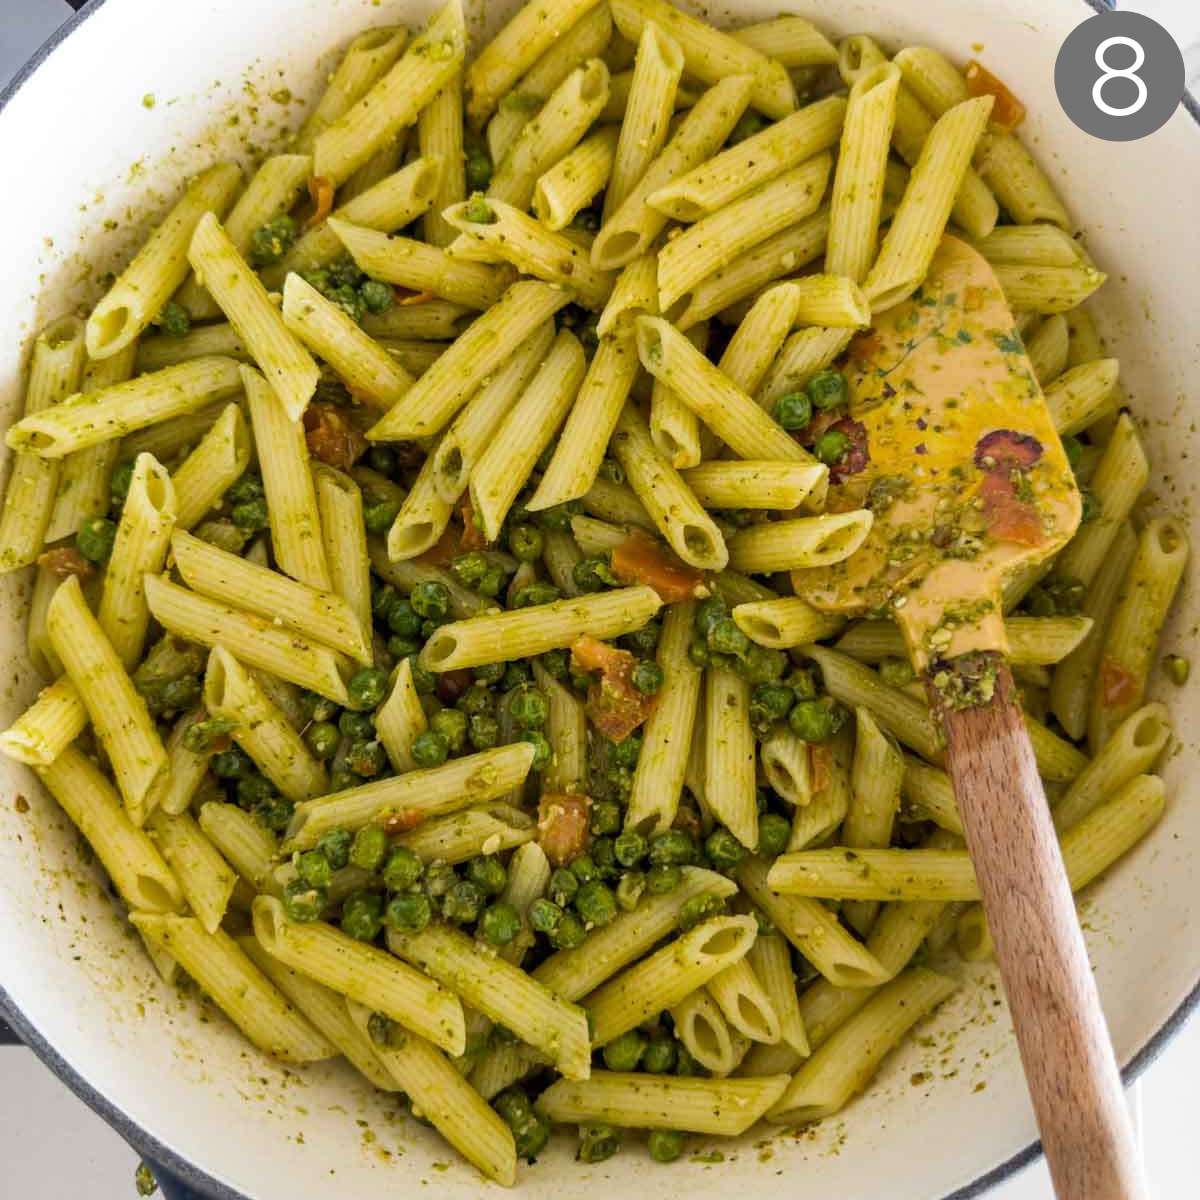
[421,586,661,672]
[86,163,241,359]
[283,742,537,851]
[470,329,587,542]
[313,0,466,185]
[252,894,465,1053]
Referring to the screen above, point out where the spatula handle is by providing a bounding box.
[938,661,1146,1200]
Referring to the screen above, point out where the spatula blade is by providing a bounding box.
[793,236,1080,670]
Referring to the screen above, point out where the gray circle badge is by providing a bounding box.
[1054,10,1185,141]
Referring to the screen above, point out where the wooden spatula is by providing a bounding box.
[793,236,1146,1200]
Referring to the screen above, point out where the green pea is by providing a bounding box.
[549,867,579,906]
[573,557,619,592]
[708,617,750,658]
[512,583,560,608]
[578,1124,621,1163]
[494,1088,533,1130]
[647,1129,685,1163]
[807,368,849,411]
[751,682,795,725]
[366,446,397,476]
[613,831,646,867]
[704,827,746,869]
[533,500,580,532]
[410,580,450,620]
[814,428,852,466]
[465,147,492,192]
[248,215,298,265]
[1061,434,1084,470]
[477,563,507,597]
[359,278,393,315]
[229,494,269,532]
[674,1043,701,1076]
[552,910,586,949]
[514,1113,551,1160]
[609,732,642,769]
[331,282,367,323]
[411,729,450,767]
[695,596,728,637]
[348,668,388,711]
[734,644,788,685]
[367,1012,402,1048]
[502,661,532,689]
[381,846,424,891]
[160,676,201,712]
[590,801,622,836]
[282,878,325,922]
[328,767,357,793]
[641,1034,677,1074]
[645,863,682,894]
[687,638,711,667]
[468,712,500,750]
[430,707,468,753]
[648,829,695,866]
[467,856,507,896]
[508,524,545,562]
[622,620,661,656]
[338,710,374,739]
[631,660,664,695]
[349,825,388,872]
[474,661,506,685]
[509,685,549,730]
[303,720,340,761]
[211,746,250,780]
[458,683,494,715]
[363,497,403,534]
[788,697,844,742]
[109,461,135,512]
[529,897,563,933]
[602,1030,646,1071]
[408,656,438,695]
[449,550,489,588]
[156,300,191,337]
[442,879,484,924]
[575,880,617,926]
[236,773,275,808]
[677,891,726,932]
[386,635,419,658]
[591,836,617,876]
[383,891,432,933]
[226,473,265,505]
[756,812,791,857]
[615,870,645,911]
[569,668,594,692]
[568,854,598,884]
[775,390,813,431]
[538,648,569,679]
[478,901,521,945]
[77,516,117,564]
[315,828,353,871]
[422,862,457,898]
[296,849,333,889]
[341,890,384,940]
[519,729,552,769]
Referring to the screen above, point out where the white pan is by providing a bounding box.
[0,2,1197,1197]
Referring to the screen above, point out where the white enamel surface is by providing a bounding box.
[0,2,1196,1197]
